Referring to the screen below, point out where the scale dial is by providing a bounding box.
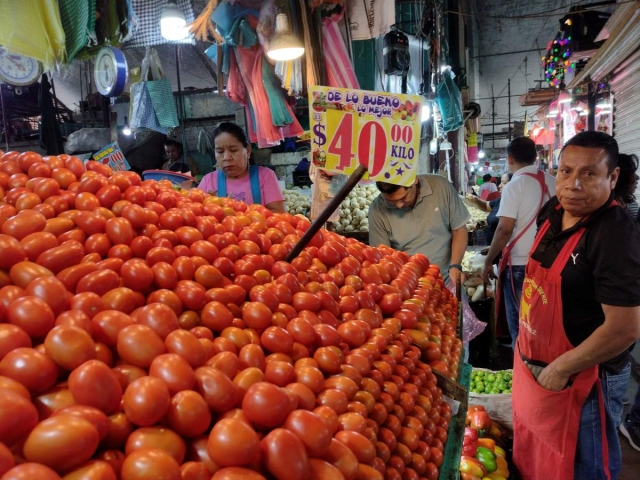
[0,50,42,86]
[94,47,128,97]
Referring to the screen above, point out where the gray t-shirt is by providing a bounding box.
[368,175,470,272]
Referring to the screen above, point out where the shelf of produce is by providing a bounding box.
[439,362,472,480]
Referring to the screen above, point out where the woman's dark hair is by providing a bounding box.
[562,131,638,204]
[164,139,183,154]
[212,122,249,148]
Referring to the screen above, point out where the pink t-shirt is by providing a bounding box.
[198,166,285,206]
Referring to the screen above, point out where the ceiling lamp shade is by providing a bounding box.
[267,14,305,61]
[161,1,188,41]
[558,90,572,104]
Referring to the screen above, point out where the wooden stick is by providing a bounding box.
[285,164,367,262]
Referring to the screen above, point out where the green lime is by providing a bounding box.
[486,373,496,384]
[497,381,507,391]
[475,383,484,393]
[503,389,511,393]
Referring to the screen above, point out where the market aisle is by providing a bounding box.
[620,345,640,480]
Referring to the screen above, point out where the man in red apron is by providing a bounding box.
[513,131,640,479]
[482,137,555,349]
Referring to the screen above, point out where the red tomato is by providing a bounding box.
[0,388,39,446]
[194,367,237,413]
[123,376,171,427]
[207,418,260,467]
[284,409,332,457]
[260,428,310,480]
[117,324,166,369]
[125,427,187,464]
[0,463,62,480]
[23,415,100,472]
[149,353,195,395]
[166,390,212,438]
[120,448,181,480]
[68,359,123,414]
[44,325,96,371]
[0,347,57,395]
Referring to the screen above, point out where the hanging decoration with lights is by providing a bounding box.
[542,16,576,88]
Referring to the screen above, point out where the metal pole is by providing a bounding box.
[587,81,596,131]
[492,85,495,148]
[285,165,367,262]
[175,44,187,162]
[508,78,511,141]
[79,62,85,128]
[0,85,8,151]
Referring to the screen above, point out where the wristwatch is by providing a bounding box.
[449,264,462,271]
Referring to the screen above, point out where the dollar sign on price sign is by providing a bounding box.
[313,123,326,147]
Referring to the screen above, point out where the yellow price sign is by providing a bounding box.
[309,86,423,187]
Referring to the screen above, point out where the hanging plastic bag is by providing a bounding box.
[436,69,464,133]
[130,48,178,133]
[445,279,488,344]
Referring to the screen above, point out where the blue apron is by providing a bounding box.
[217,165,262,205]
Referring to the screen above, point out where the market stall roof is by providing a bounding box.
[567,0,640,88]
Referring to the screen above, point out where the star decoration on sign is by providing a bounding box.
[396,167,404,175]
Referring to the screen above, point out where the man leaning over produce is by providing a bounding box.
[511,131,640,480]
[368,174,470,284]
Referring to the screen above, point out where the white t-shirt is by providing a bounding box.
[497,165,556,265]
[347,0,395,40]
[478,182,498,200]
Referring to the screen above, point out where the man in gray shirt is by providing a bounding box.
[368,174,470,283]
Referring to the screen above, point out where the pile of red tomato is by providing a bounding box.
[0,151,462,480]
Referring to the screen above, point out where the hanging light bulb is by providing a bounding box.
[123,116,132,136]
[267,14,304,61]
[478,150,486,159]
[421,103,431,122]
[161,1,188,41]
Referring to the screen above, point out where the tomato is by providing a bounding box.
[260,428,310,480]
[0,388,39,446]
[0,324,32,360]
[23,415,100,472]
[2,210,46,240]
[180,462,211,480]
[120,448,181,480]
[105,217,134,245]
[0,347,57,395]
[166,390,212,438]
[149,353,195,395]
[125,427,186,464]
[319,440,357,480]
[283,409,332,457]
[307,458,345,480]
[261,326,294,354]
[122,376,171,427]
[164,329,206,369]
[242,302,272,330]
[117,324,166,369]
[76,269,120,296]
[68,360,123,414]
[207,418,261,469]
[135,302,179,339]
[44,325,96,370]
[0,463,62,480]
[194,366,237,413]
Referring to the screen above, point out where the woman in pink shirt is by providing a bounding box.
[198,123,286,213]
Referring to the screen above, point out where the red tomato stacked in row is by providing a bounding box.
[0,151,461,480]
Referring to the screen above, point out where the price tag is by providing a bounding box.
[93,142,130,172]
[309,86,423,187]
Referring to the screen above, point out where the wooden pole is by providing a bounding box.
[285,165,367,262]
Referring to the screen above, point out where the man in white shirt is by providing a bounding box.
[482,137,556,349]
[478,174,498,200]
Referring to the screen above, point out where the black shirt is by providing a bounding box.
[531,196,640,373]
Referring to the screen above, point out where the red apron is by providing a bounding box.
[512,213,611,480]
[495,170,550,335]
